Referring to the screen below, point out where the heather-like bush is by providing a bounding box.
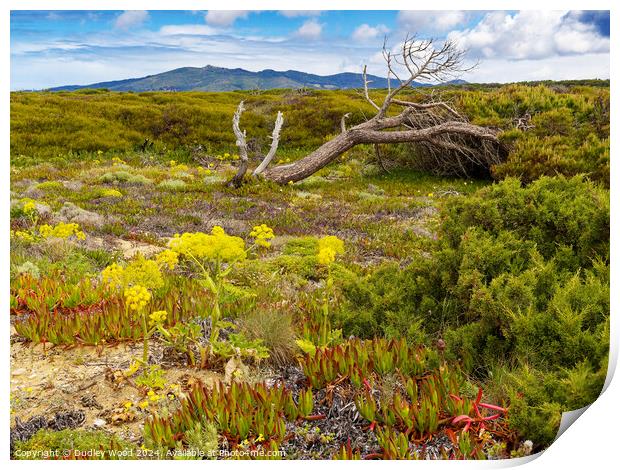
[339,175,609,447]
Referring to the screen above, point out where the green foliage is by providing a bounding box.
[183,422,219,459]
[11,83,609,185]
[135,365,167,390]
[340,175,608,447]
[13,429,136,460]
[239,309,296,366]
[158,179,187,191]
[100,171,153,185]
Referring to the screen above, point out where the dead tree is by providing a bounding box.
[228,101,284,187]
[230,35,505,185]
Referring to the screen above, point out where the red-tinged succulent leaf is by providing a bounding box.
[481,413,501,421]
[478,402,507,413]
[452,415,472,424]
[475,388,483,405]
[463,421,471,433]
[449,393,462,402]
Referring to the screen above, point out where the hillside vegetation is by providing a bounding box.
[9,81,609,459]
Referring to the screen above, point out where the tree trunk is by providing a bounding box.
[262,121,500,184]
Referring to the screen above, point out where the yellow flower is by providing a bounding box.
[427,192,434,197]
[211,225,225,236]
[317,248,336,265]
[124,401,133,410]
[11,230,35,243]
[250,223,275,248]
[317,235,344,265]
[169,160,177,167]
[149,310,167,327]
[124,285,151,311]
[139,400,149,409]
[21,198,37,215]
[38,222,85,240]
[102,189,123,198]
[318,235,344,255]
[168,227,246,263]
[102,263,125,288]
[155,249,179,270]
[123,255,164,290]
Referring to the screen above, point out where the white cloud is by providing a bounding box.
[352,24,390,42]
[295,19,322,39]
[205,10,249,26]
[160,24,219,36]
[466,52,609,83]
[398,10,467,33]
[279,11,322,18]
[447,11,610,60]
[114,10,149,30]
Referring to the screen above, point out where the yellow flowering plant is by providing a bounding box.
[250,224,275,248]
[100,250,183,367]
[168,225,274,351]
[38,222,86,240]
[168,226,247,345]
[297,236,345,352]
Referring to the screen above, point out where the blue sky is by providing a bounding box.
[10,10,610,90]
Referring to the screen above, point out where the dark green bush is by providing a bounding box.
[338,175,609,447]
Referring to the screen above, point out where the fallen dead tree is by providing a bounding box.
[228,35,505,186]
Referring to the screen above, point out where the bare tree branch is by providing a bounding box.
[340,113,351,133]
[229,101,249,187]
[362,65,380,111]
[253,111,284,176]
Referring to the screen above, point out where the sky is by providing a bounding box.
[10,10,610,90]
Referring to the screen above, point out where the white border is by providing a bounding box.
[2,1,617,468]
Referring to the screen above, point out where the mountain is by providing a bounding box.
[48,65,466,92]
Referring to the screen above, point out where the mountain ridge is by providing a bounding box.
[48,65,467,92]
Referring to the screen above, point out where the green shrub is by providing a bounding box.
[36,181,64,191]
[13,429,136,460]
[158,179,187,191]
[100,171,152,185]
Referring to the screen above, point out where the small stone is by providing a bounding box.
[12,368,27,376]
[93,418,106,428]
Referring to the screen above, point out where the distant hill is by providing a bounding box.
[48,65,466,92]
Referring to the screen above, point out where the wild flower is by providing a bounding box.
[155,249,179,270]
[124,285,151,311]
[171,163,189,172]
[168,226,246,262]
[149,310,167,327]
[101,188,123,198]
[169,160,177,167]
[10,230,36,243]
[111,156,126,165]
[21,198,37,216]
[317,235,344,266]
[38,222,86,240]
[101,263,125,288]
[250,224,275,248]
[122,255,164,290]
